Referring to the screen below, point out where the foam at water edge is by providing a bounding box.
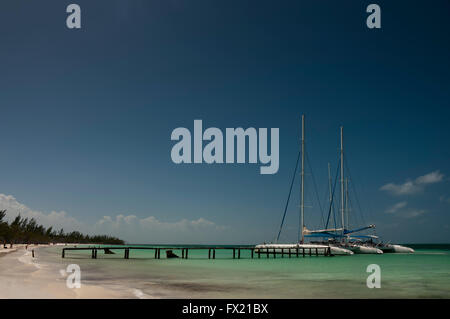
[18,250,41,269]
[132,288,152,299]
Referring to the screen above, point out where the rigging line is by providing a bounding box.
[348,195,369,235]
[347,195,357,230]
[334,184,340,231]
[343,157,367,226]
[322,179,330,226]
[332,180,338,231]
[325,158,341,229]
[276,148,301,242]
[326,160,340,229]
[348,177,365,227]
[305,150,325,228]
[348,194,367,234]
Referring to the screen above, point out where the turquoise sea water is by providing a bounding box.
[38,244,450,298]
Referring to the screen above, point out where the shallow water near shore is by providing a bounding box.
[33,244,450,298]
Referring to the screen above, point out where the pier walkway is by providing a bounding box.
[61,246,333,259]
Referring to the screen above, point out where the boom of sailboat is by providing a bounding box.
[255,115,414,256]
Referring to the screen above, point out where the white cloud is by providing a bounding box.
[416,171,444,184]
[0,194,82,232]
[386,201,407,214]
[380,181,420,196]
[0,193,226,244]
[384,201,428,219]
[95,214,226,244]
[402,210,427,219]
[380,170,444,196]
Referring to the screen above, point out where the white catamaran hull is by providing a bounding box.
[346,245,383,254]
[379,244,414,253]
[254,243,354,256]
[329,245,355,255]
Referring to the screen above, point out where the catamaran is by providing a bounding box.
[256,116,414,256]
[305,125,413,254]
[255,115,353,256]
[303,126,383,254]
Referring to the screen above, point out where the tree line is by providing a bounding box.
[0,210,124,247]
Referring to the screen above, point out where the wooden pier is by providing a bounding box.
[61,246,333,259]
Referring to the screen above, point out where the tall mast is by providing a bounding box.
[328,163,334,225]
[340,126,345,236]
[345,177,349,230]
[300,115,305,243]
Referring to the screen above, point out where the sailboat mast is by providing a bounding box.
[345,177,349,230]
[328,163,333,223]
[300,115,305,243]
[340,126,345,236]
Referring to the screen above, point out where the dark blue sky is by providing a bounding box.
[0,1,449,243]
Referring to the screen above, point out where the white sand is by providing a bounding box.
[0,245,133,299]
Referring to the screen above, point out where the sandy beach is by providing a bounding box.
[0,245,131,299]
[1,244,449,299]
